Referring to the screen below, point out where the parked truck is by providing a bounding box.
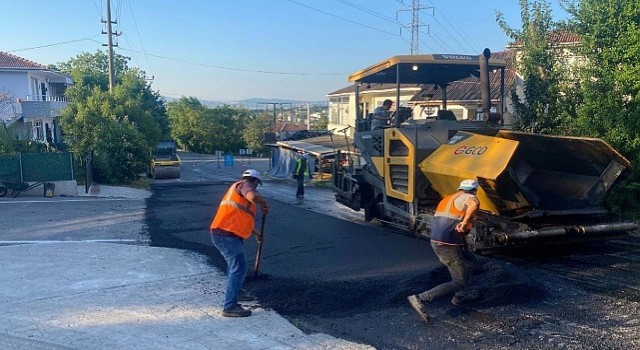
[333,49,637,254]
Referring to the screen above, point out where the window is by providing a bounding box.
[34,121,43,141]
[329,96,349,125]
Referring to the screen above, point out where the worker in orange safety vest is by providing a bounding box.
[210,169,269,317]
[407,179,481,323]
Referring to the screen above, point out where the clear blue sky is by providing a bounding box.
[2,0,568,102]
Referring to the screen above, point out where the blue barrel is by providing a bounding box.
[224,154,234,166]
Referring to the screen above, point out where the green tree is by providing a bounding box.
[560,0,640,218]
[167,98,250,153]
[167,97,208,152]
[61,86,149,183]
[315,115,329,130]
[497,0,566,133]
[51,51,129,91]
[56,51,167,183]
[111,70,167,147]
[0,123,15,155]
[243,113,272,153]
[91,116,149,183]
[560,0,640,158]
[210,105,250,153]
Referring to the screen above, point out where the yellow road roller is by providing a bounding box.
[151,141,181,180]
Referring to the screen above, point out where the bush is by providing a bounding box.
[606,180,640,220]
[92,119,149,184]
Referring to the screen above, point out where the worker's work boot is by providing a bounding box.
[451,290,480,305]
[407,295,429,323]
[222,305,251,317]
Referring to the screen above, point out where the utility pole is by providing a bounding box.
[102,0,119,91]
[306,103,311,130]
[258,102,279,123]
[397,0,433,54]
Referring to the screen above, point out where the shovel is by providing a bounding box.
[253,212,267,277]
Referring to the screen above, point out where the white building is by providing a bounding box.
[0,51,73,143]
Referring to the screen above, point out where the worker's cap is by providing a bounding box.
[458,179,478,191]
[242,169,263,185]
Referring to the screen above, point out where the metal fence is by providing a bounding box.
[0,152,75,183]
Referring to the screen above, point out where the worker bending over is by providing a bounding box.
[407,179,481,323]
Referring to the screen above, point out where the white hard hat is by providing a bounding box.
[242,169,262,185]
[458,179,478,191]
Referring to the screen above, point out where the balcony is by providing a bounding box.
[18,95,69,119]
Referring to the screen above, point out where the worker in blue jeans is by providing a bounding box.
[407,179,481,323]
[210,169,269,317]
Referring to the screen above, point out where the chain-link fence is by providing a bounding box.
[0,152,75,183]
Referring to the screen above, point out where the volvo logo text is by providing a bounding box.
[441,55,473,60]
[454,146,488,156]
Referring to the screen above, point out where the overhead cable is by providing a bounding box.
[427,0,478,52]
[118,47,345,76]
[7,36,102,53]
[286,0,401,37]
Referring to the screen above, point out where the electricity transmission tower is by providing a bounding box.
[397,0,433,54]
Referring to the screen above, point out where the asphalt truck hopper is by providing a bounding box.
[419,131,636,249]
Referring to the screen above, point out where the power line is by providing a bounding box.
[336,0,399,24]
[118,32,142,69]
[126,0,154,79]
[418,37,435,52]
[427,0,478,53]
[7,37,345,77]
[420,30,454,52]
[115,0,123,26]
[420,8,467,52]
[286,0,401,37]
[91,0,103,18]
[118,47,346,76]
[7,36,102,52]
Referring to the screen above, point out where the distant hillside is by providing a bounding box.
[161,96,327,109]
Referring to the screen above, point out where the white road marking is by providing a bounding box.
[0,198,138,204]
[0,239,148,244]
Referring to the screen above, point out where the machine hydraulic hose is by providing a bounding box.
[496,222,638,244]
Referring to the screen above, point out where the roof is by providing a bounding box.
[411,50,517,102]
[0,51,46,69]
[326,50,517,103]
[0,51,73,84]
[328,83,420,96]
[510,31,581,47]
[275,134,354,157]
[348,53,507,85]
[277,122,307,132]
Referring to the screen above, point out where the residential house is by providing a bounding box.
[327,83,422,136]
[410,50,518,124]
[0,51,73,143]
[327,50,518,136]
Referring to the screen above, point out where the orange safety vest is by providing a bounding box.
[430,192,477,245]
[435,192,467,220]
[209,181,256,239]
